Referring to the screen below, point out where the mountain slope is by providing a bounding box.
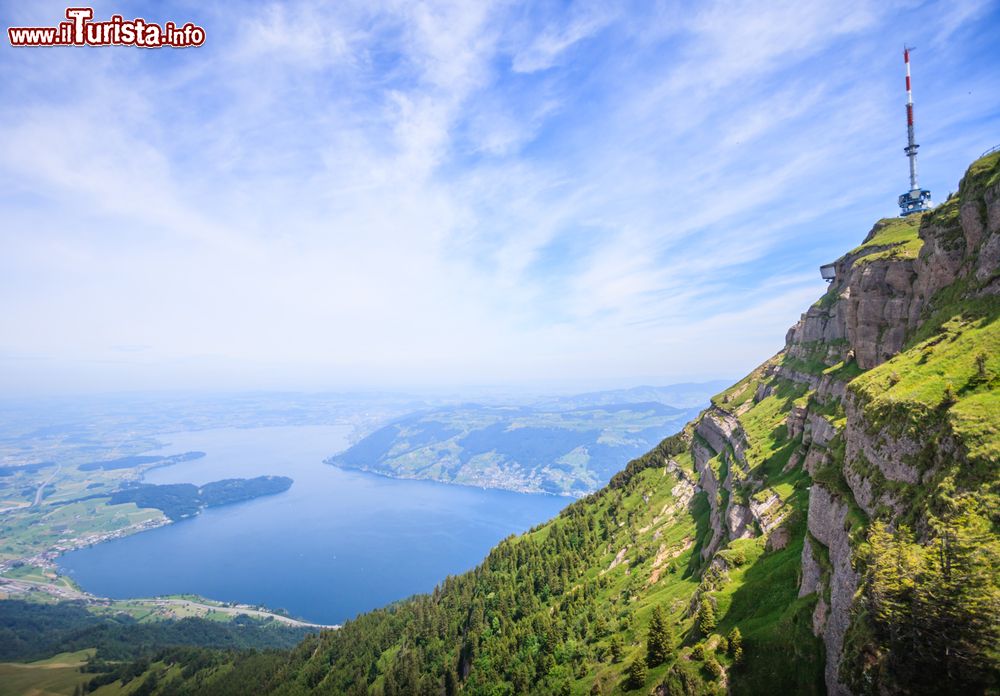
[329,403,698,496]
[74,152,1000,696]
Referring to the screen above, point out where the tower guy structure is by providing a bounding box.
[898,47,932,216]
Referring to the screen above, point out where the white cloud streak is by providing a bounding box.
[0,0,996,394]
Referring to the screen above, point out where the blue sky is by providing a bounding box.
[1,0,999,395]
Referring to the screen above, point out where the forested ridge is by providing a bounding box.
[0,600,313,663]
[109,475,293,521]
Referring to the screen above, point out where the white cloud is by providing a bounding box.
[0,0,996,394]
[511,1,618,73]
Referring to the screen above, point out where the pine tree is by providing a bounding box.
[625,658,647,690]
[705,656,723,680]
[609,635,624,663]
[444,667,459,696]
[646,604,673,666]
[912,499,999,687]
[860,498,1000,692]
[728,627,743,665]
[697,597,717,635]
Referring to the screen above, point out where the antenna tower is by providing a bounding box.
[898,47,932,216]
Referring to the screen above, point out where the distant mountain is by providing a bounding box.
[78,451,205,472]
[327,401,699,496]
[534,381,733,410]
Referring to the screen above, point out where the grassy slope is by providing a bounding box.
[848,214,925,265]
[848,151,1000,517]
[705,373,823,695]
[853,306,999,457]
[0,649,95,696]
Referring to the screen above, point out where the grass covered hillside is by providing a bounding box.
[41,153,1000,696]
[329,403,698,496]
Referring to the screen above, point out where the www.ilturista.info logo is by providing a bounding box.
[8,8,205,48]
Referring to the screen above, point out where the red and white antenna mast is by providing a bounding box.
[904,48,919,191]
[898,47,932,216]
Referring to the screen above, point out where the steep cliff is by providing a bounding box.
[687,149,1000,694]
[86,154,999,696]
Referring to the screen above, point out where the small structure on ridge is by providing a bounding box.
[898,47,932,216]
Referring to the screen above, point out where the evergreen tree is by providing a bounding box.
[727,627,743,665]
[609,635,624,663]
[859,499,1000,693]
[646,605,673,667]
[625,657,647,690]
[704,656,723,680]
[444,667,458,696]
[511,663,532,693]
[697,598,717,635]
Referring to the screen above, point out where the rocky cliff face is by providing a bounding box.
[685,150,1000,695]
[799,486,858,696]
[691,407,755,559]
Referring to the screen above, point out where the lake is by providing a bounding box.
[58,425,568,625]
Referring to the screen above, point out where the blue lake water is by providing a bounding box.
[58,425,567,625]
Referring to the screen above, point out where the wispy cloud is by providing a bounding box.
[0,0,997,394]
[510,1,618,73]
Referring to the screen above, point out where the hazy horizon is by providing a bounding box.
[0,378,735,406]
[3,0,999,395]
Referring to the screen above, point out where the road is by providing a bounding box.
[31,464,61,507]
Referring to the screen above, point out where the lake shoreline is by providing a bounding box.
[55,425,567,625]
[0,574,339,630]
[325,459,580,499]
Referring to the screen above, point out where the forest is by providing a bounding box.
[0,600,313,663]
[109,475,293,520]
